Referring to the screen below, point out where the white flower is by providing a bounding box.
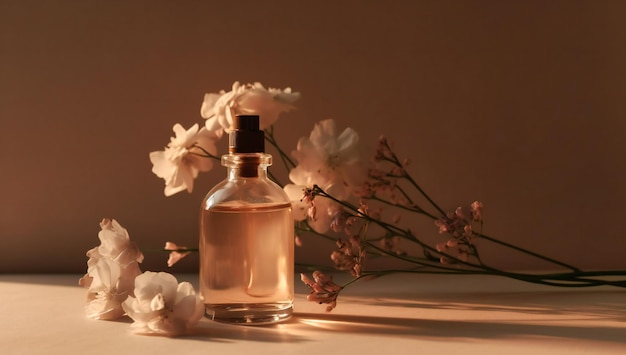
[150,123,222,196]
[88,218,144,267]
[123,272,205,337]
[84,257,142,320]
[284,119,366,233]
[201,81,300,133]
[283,184,310,221]
[284,183,345,234]
[290,119,365,200]
[80,218,143,320]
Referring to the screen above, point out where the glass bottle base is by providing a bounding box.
[205,303,293,325]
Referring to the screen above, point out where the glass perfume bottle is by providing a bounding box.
[199,114,294,325]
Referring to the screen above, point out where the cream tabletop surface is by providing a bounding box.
[1,273,624,355]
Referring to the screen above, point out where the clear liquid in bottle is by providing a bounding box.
[200,201,294,324]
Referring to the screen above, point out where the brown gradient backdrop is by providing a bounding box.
[1,1,625,273]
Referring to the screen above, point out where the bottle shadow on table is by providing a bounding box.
[183,290,626,345]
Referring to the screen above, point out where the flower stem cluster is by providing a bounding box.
[148,81,626,313]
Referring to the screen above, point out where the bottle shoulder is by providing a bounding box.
[201,177,289,209]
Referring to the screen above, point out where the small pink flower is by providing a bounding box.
[380,236,405,256]
[330,235,365,277]
[463,224,473,238]
[454,206,469,221]
[471,201,484,222]
[436,242,448,253]
[164,242,192,267]
[434,219,450,234]
[374,135,394,161]
[300,271,343,312]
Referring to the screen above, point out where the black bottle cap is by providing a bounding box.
[229,115,265,153]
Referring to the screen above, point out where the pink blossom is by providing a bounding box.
[300,271,343,312]
[471,201,484,222]
[330,235,365,277]
[380,236,405,256]
[164,242,192,267]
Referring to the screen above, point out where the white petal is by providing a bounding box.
[164,183,187,197]
[150,151,174,179]
[175,281,196,299]
[200,93,221,118]
[310,119,338,152]
[171,294,197,321]
[133,272,162,300]
[204,116,223,133]
[150,293,165,311]
[292,203,308,221]
[336,127,360,162]
[284,184,307,201]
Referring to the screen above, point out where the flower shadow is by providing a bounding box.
[291,312,626,344]
[346,290,626,322]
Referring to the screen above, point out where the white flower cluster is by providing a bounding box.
[201,81,300,133]
[80,219,204,337]
[150,81,367,235]
[150,81,298,196]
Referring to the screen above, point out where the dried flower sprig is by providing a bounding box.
[300,271,343,312]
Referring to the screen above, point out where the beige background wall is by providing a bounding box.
[1,0,625,273]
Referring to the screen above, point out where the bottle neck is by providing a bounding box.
[222,153,272,179]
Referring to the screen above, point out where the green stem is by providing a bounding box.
[401,170,447,217]
[475,232,581,272]
[379,140,446,216]
[369,195,438,219]
[190,144,221,161]
[264,127,296,170]
[164,248,198,252]
[296,221,337,243]
[364,241,479,273]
